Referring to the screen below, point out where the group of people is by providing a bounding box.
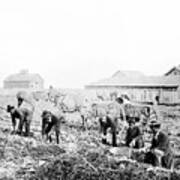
[97,96,173,169]
[6,92,61,144]
[6,92,173,169]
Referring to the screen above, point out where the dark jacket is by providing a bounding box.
[151,131,171,153]
[125,125,141,147]
[42,114,61,135]
[151,130,173,168]
[99,116,118,147]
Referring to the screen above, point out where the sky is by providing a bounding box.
[0,0,180,88]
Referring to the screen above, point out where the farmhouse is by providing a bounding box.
[3,70,44,90]
[85,66,180,104]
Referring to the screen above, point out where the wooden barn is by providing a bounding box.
[85,66,180,105]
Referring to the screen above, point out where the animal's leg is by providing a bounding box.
[18,119,24,135]
[25,121,31,136]
[112,127,117,147]
[56,131,60,144]
[11,118,16,133]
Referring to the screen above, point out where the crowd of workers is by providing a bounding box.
[5,92,173,170]
[97,96,173,169]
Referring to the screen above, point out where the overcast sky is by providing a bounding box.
[0,0,180,88]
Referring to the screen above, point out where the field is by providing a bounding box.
[0,92,180,179]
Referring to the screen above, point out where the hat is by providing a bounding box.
[16,91,25,99]
[149,120,161,129]
[41,110,51,118]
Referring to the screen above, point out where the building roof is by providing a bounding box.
[165,64,180,76]
[112,70,145,78]
[86,70,180,88]
[4,70,44,83]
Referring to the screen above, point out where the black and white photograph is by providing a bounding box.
[0,0,180,179]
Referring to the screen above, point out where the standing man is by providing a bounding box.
[16,91,35,111]
[16,91,35,135]
[80,98,91,130]
[152,95,161,122]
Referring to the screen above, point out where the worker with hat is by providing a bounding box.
[16,91,35,136]
[139,109,149,136]
[143,120,173,169]
[16,91,35,111]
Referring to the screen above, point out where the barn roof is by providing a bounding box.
[86,70,180,88]
[4,70,44,83]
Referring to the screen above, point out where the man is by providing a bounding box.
[79,98,91,130]
[108,97,126,130]
[139,107,150,135]
[125,118,144,149]
[16,92,35,134]
[144,120,173,169]
[99,97,126,147]
[99,115,117,146]
[41,110,61,144]
[7,105,33,136]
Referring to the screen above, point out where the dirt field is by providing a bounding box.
[0,93,180,179]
